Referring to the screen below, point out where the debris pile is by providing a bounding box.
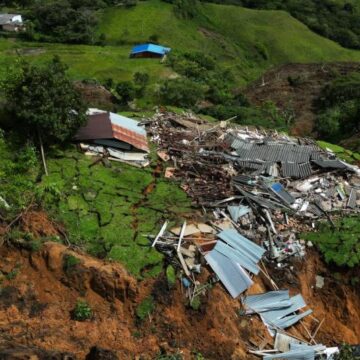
[242,290,312,333]
[149,111,360,264]
[147,111,360,355]
[250,331,339,359]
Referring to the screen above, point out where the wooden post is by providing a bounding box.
[38,129,48,176]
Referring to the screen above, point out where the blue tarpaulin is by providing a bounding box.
[130,43,171,56]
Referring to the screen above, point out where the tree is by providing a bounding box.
[159,78,205,108]
[1,57,87,175]
[33,1,98,44]
[115,81,135,105]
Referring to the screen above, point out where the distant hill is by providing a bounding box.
[0,0,360,87]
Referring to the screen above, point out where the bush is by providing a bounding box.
[72,299,92,321]
[335,345,359,360]
[63,254,81,273]
[315,108,341,138]
[166,265,176,288]
[136,296,155,320]
[115,81,135,105]
[159,78,205,108]
[303,217,360,268]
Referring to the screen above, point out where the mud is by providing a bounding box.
[0,237,359,359]
[244,62,360,137]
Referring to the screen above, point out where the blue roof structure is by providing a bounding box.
[131,43,171,56]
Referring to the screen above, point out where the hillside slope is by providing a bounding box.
[1,0,360,85]
[98,0,360,82]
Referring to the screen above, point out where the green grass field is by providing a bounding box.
[38,146,191,278]
[1,0,360,86]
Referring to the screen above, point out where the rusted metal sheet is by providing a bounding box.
[75,111,149,152]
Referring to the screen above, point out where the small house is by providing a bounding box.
[75,109,149,153]
[130,43,171,59]
[0,14,23,32]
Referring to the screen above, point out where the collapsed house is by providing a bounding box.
[146,111,359,358]
[74,109,149,167]
[129,43,171,59]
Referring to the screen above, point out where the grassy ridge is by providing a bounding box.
[0,0,360,86]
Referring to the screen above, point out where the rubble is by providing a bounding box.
[146,111,360,350]
[148,111,360,265]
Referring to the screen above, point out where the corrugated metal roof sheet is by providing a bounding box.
[243,291,312,331]
[217,229,265,271]
[274,332,303,352]
[263,349,315,360]
[348,188,357,208]
[243,290,291,314]
[214,240,260,275]
[272,309,313,329]
[281,162,300,178]
[261,294,306,322]
[205,249,253,298]
[298,162,312,178]
[131,43,171,55]
[227,205,251,222]
[312,159,347,169]
[271,183,295,205]
[75,112,149,152]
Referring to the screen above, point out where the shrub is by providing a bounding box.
[72,299,92,321]
[159,78,205,108]
[335,345,359,360]
[303,216,360,267]
[136,296,155,320]
[63,254,81,273]
[166,265,176,288]
[115,81,135,105]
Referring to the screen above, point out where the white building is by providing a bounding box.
[0,14,23,32]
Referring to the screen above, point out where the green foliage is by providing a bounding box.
[1,57,87,146]
[0,136,39,218]
[40,151,191,278]
[159,78,205,107]
[190,295,201,311]
[155,352,183,360]
[72,299,92,321]
[26,0,129,44]
[204,0,360,50]
[6,265,21,280]
[303,217,360,267]
[133,72,149,87]
[136,296,155,320]
[192,351,206,360]
[320,72,360,107]
[115,81,136,105]
[63,254,81,273]
[315,72,360,142]
[335,345,360,360]
[166,265,176,287]
[203,101,289,131]
[166,0,200,19]
[6,229,43,251]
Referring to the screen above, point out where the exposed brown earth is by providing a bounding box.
[0,212,359,359]
[244,62,360,137]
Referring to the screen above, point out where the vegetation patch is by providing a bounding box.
[72,299,93,321]
[38,147,191,278]
[136,296,155,321]
[303,216,360,268]
[63,254,81,273]
[317,141,360,164]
